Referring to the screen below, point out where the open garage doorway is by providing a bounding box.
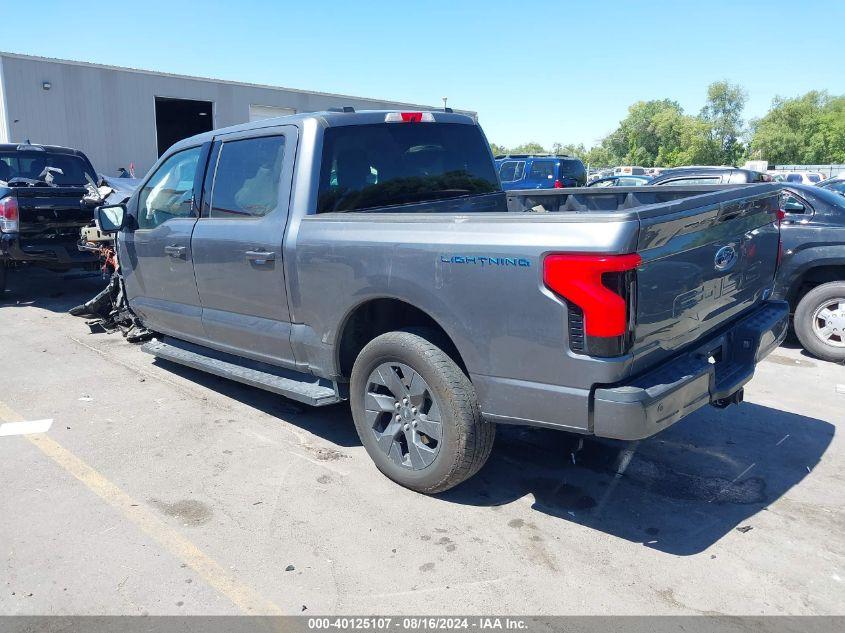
[154,97,214,157]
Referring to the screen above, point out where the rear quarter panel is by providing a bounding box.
[288,210,640,430]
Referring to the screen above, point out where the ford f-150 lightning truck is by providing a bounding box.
[94,110,788,493]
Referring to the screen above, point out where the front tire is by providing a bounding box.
[350,330,495,494]
[794,281,845,362]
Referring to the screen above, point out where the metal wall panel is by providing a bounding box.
[0,53,471,178]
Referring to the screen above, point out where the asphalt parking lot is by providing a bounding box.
[1,270,843,616]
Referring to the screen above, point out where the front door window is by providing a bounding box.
[137,146,202,229]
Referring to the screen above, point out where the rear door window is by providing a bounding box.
[209,136,285,218]
[498,160,525,183]
[317,122,499,213]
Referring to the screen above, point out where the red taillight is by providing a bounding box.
[544,253,642,356]
[0,196,19,232]
[776,209,786,223]
[384,112,435,123]
[553,179,564,188]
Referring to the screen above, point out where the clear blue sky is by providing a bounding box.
[4,0,843,148]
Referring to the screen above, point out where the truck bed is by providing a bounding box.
[504,183,783,368]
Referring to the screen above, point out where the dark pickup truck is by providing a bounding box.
[0,143,100,293]
[93,111,788,493]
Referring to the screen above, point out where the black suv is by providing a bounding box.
[773,184,845,363]
[0,143,100,293]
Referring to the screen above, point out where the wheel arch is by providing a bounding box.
[335,296,469,380]
[785,258,845,309]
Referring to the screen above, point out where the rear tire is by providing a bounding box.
[350,329,495,494]
[794,281,845,362]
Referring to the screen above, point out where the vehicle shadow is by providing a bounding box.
[151,358,361,448]
[0,267,104,313]
[441,403,834,556]
[151,357,833,556]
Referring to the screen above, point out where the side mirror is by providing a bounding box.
[96,203,127,233]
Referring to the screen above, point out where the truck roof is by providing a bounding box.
[168,110,478,155]
[0,142,91,158]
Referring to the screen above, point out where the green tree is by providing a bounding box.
[618,99,686,166]
[509,142,547,155]
[700,81,748,165]
[550,142,587,158]
[583,145,616,168]
[750,91,845,164]
[489,142,508,157]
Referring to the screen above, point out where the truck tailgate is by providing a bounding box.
[14,187,92,240]
[631,185,781,372]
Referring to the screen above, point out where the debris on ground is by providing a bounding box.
[285,565,295,572]
[69,270,152,343]
[736,525,754,533]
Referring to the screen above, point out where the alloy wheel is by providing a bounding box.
[811,298,845,348]
[364,362,443,470]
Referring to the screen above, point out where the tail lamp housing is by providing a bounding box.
[544,253,642,357]
[0,196,19,232]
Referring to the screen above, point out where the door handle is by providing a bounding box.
[245,250,276,263]
[164,245,187,258]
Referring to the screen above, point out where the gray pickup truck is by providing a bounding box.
[95,110,788,493]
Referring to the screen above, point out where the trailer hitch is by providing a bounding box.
[711,388,744,409]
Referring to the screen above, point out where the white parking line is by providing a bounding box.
[0,418,53,437]
[0,399,285,615]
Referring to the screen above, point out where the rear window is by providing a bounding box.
[786,173,803,183]
[0,151,96,186]
[808,174,821,183]
[317,123,499,213]
[821,180,845,194]
[557,158,586,177]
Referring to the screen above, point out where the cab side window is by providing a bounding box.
[209,136,285,219]
[137,147,202,230]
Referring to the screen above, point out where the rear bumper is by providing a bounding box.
[592,300,788,440]
[0,233,98,267]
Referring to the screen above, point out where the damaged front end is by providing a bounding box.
[70,181,151,343]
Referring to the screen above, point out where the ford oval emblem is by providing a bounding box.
[714,245,738,272]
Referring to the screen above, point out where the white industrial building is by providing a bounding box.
[0,52,468,176]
